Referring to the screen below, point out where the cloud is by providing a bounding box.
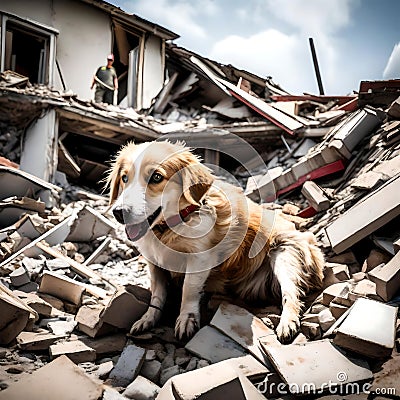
[383,42,400,79]
[121,0,219,41]
[264,0,356,35]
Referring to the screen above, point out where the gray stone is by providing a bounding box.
[145,349,156,361]
[161,354,174,369]
[102,387,126,400]
[140,360,161,383]
[123,375,160,400]
[185,357,198,372]
[159,365,182,386]
[318,308,336,332]
[185,325,246,364]
[96,360,114,380]
[109,344,146,387]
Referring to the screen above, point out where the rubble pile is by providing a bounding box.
[0,83,399,400]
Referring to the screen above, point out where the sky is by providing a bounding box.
[110,0,400,95]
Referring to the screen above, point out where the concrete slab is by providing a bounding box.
[0,355,102,400]
[264,339,372,395]
[49,340,96,363]
[210,303,278,363]
[16,329,65,351]
[333,298,397,359]
[185,325,247,363]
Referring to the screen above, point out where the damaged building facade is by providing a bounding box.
[1,0,400,399]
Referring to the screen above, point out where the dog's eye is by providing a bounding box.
[121,174,128,183]
[149,172,164,184]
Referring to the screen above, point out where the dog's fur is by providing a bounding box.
[107,141,324,342]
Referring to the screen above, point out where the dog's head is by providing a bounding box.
[106,141,214,241]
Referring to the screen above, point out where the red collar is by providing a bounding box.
[154,204,199,233]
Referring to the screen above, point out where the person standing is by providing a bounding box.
[91,54,118,104]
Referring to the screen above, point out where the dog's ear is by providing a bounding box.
[181,163,214,205]
[106,164,122,205]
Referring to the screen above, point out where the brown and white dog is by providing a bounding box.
[107,140,324,343]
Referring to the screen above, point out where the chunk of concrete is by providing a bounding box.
[141,359,162,382]
[39,271,85,305]
[108,344,146,387]
[49,340,96,363]
[0,355,102,400]
[368,251,400,301]
[329,302,349,319]
[362,249,391,273]
[300,321,322,340]
[0,284,37,345]
[210,303,278,363]
[185,325,247,363]
[75,304,117,338]
[318,308,336,332]
[10,266,31,287]
[124,375,160,400]
[15,291,53,317]
[322,282,351,306]
[264,339,372,394]
[102,284,150,330]
[325,175,400,254]
[301,181,330,211]
[333,298,397,359]
[16,329,65,351]
[348,279,378,302]
[81,333,127,357]
[394,236,400,254]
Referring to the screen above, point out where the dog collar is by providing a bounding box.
[154,204,200,233]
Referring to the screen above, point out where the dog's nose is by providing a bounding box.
[113,206,128,224]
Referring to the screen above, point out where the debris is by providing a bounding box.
[108,344,146,387]
[0,355,103,400]
[301,180,330,211]
[325,176,400,254]
[185,325,247,363]
[39,270,85,306]
[263,339,372,395]
[16,329,65,351]
[210,303,278,363]
[333,298,397,358]
[123,375,160,400]
[368,251,400,301]
[49,339,96,363]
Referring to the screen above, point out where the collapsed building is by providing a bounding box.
[1,0,400,399]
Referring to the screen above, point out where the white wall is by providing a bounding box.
[142,35,164,109]
[0,0,112,100]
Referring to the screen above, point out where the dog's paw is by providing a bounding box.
[130,309,160,335]
[175,312,200,340]
[276,315,300,344]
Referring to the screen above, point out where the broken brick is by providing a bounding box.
[49,339,96,363]
[16,329,65,351]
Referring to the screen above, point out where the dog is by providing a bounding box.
[107,140,324,343]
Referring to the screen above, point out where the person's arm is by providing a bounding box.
[90,75,96,90]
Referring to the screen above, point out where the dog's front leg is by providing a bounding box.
[130,262,168,334]
[271,250,302,343]
[175,269,210,340]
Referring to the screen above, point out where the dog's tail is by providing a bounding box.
[270,230,325,295]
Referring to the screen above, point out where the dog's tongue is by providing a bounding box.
[125,224,142,241]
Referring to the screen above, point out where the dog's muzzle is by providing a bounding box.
[113,206,162,241]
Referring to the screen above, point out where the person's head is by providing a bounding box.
[107,54,114,65]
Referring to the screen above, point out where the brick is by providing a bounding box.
[0,355,102,400]
[39,271,85,305]
[368,252,400,301]
[185,325,246,364]
[300,321,321,340]
[348,279,378,302]
[123,375,160,400]
[16,329,65,351]
[328,139,352,159]
[10,266,31,287]
[80,333,127,358]
[15,291,53,317]
[329,302,349,319]
[0,284,37,345]
[38,292,65,311]
[362,249,391,273]
[102,284,150,330]
[75,304,117,338]
[108,344,146,387]
[301,181,330,211]
[210,303,278,363]
[325,176,400,254]
[49,340,96,363]
[264,339,372,395]
[322,282,350,306]
[140,360,161,382]
[318,308,336,332]
[333,298,397,359]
